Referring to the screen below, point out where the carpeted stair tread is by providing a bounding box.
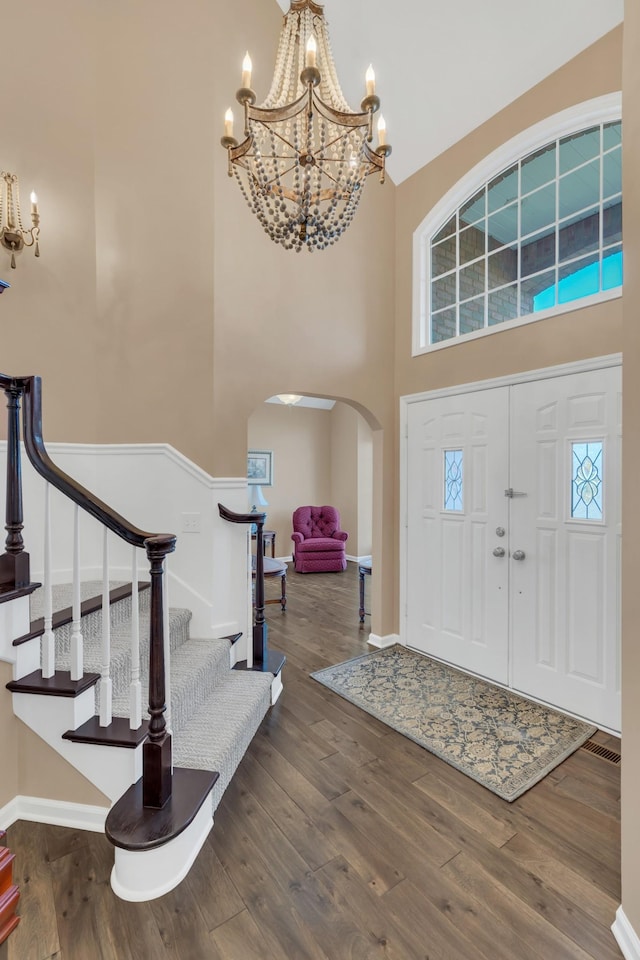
[30,581,129,622]
[173,670,273,811]
[110,638,232,732]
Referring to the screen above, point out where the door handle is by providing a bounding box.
[512,549,526,561]
[492,547,506,558]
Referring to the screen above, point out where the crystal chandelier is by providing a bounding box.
[221,0,391,252]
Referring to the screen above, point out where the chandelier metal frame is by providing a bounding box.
[221,0,391,252]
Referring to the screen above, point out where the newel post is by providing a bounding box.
[0,379,29,591]
[253,517,266,668]
[143,534,176,809]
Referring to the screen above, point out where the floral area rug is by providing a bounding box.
[311,645,596,802]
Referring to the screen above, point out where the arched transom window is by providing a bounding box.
[413,97,622,353]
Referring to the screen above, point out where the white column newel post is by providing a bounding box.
[69,504,83,681]
[129,545,142,730]
[99,527,113,726]
[41,483,55,678]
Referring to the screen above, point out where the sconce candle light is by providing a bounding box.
[0,172,40,268]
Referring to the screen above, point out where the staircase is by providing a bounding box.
[0,372,285,904]
[29,581,274,811]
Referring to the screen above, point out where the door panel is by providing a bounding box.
[406,388,509,684]
[509,367,621,730]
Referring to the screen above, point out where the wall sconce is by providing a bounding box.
[0,172,40,268]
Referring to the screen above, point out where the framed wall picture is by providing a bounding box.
[247,449,274,486]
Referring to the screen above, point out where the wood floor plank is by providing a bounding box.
[235,752,339,871]
[502,832,621,930]
[381,876,508,960]
[313,802,406,896]
[260,709,350,800]
[309,718,379,766]
[442,850,621,960]
[181,836,245,934]
[411,769,518,847]
[212,785,332,960]
[551,771,621,819]
[208,909,283,960]
[317,855,434,960]
[324,756,461,867]
[250,730,334,820]
[6,821,61,960]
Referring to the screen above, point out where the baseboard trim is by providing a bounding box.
[613,907,640,960]
[346,555,372,564]
[367,633,399,650]
[0,795,108,833]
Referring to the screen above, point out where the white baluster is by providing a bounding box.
[129,546,142,729]
[41,483,55,678]
[99,527,112,726]
[69,505,83,681]
[163,555,171,735]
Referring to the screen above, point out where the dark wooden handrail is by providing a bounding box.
[0,371,176,809]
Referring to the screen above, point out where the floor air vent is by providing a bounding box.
[581,739,621,764]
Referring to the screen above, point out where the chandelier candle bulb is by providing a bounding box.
[30,192,38,216]
[242,52,252,90]
[377,114,387,147]
[224,108,234,138]
[305,35,317,68]
[366,64,375,97]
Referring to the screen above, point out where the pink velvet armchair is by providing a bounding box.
[291,505,348,573]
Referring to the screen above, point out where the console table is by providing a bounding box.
[252,555,287,611]
[358,559,372,623]
[251,529,276,558]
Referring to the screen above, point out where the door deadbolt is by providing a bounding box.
[495,526,505,537]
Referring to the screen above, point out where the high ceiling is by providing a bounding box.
[275,0,623,185]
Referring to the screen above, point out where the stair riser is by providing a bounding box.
[0,597,33,679]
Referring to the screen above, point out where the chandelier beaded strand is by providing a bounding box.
[220,0,391,252]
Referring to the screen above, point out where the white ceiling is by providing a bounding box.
[275,0,623,184]
[266,395,336,409]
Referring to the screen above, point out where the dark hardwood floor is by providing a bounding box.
[6,563,622,959]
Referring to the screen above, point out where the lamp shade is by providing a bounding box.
[250,484,269,509]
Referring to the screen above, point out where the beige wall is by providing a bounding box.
[0,0,99,442]
[621,0,640,935]
[330,403,373,558]
[357,416,374,558]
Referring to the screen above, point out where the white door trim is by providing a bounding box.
[399,353,622,662]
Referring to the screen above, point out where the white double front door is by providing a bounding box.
[405,363,621,732]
